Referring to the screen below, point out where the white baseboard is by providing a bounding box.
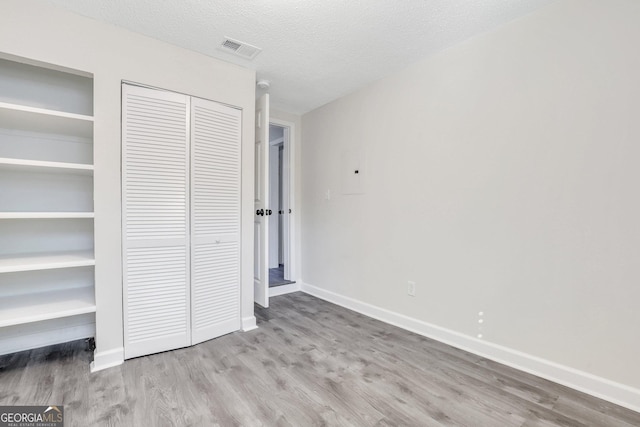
[269,282,300,297]
[90,347,124,372]
[300,282,640,413]
[242,316,258,332]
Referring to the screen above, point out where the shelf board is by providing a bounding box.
[0,102,93,122]
[0,157,93,174]
[0,101,93,139]
[0,287,95,328]
[0,212,94,219]
[0,250,95,273]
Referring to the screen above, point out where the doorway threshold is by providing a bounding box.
[269,280,296,288]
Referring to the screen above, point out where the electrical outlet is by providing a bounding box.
[407,281,416,296]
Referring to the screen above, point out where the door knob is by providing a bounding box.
[266,209,272,215]
[256,209,264,216]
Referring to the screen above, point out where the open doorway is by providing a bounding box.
[254,94,297,307]
[268,123,294,288]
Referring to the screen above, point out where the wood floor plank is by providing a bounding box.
[0,349,28,405]
[268,306,543,425]
[262,315,496,425]
[0,292,639,426]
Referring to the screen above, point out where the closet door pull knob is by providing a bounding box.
[266,209,273,215]
[256,209,264,216]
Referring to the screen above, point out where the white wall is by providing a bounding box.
[0,0,256,369]
[269,124,284,143]
[301,0,640,408]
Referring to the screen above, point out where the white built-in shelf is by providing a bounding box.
[0,58,96,353]
[0,287,95,328]
[0,212,94,219]
[0,157,93,174]
[0,250,95,273]
[0,101,93,139]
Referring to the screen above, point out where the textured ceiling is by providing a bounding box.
[46,0,554,114]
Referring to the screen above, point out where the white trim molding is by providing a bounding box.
[90,347,124,372]
[242,316,258,332]
[269,282,300,297]
[300,282,640,413]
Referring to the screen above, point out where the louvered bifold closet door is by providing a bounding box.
[122,84,191,359]
[190,97,242,344]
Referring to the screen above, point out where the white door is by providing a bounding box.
[190,97,242,344]
[254,94,269,307]
[122,84,191,359]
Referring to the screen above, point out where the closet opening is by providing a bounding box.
[268,123,294,288]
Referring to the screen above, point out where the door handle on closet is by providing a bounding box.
[266,209,272,215]
[256,209,264,216]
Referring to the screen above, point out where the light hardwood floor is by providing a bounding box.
[1,292,638,426]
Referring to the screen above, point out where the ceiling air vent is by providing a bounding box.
[219,37,262,60]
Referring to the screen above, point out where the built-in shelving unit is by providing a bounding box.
[0,157,93,174]
[0,55,95,354]
[0,101,93,139]
[0,212,94,219]
[0,250,95,274]
[0,287,96,328]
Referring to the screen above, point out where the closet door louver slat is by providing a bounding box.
[190,97,241,344]
[122,84,191,359]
